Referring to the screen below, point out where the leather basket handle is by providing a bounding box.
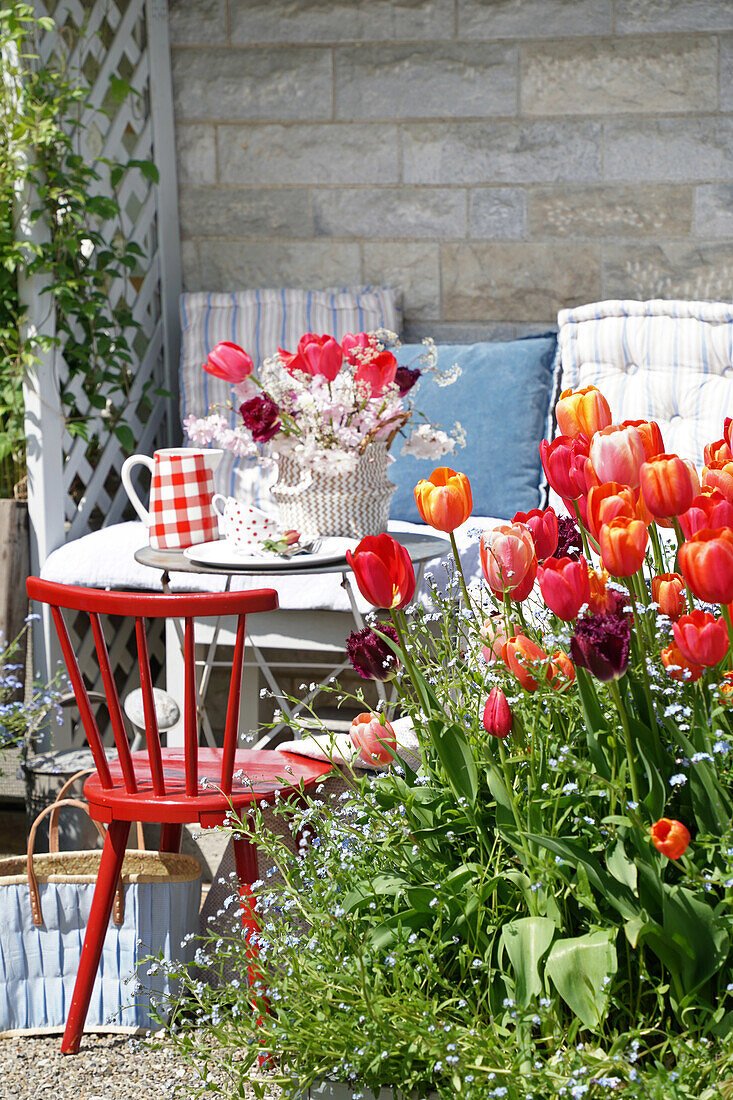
[50,769,145,852]
[27,799,125,928]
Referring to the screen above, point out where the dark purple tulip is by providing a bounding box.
[240,393,281,443]
[394,366,421,396]
[570,607,631,682]
[346,623,400,681]
[552,515,583,561]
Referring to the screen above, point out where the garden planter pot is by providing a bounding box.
[270,444,396,540]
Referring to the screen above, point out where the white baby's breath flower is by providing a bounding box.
[401,424,456,460]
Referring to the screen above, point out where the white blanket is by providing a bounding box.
[557,298,733,467]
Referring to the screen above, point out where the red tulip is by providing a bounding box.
[673,609,728,668]
[620,419,665,461]
[726,417,733,452]
[586,482,640,541]
[480,523,537,602]
[203,341,254,384]
[346,534,416,610]
[355,350,398,397]
[651,573,686,621]
[502,635,574,692]
[350,712,397,765]
[512,507,558,561]
[342,332,372,360]
[651,818,690,860]
[588,425,646,489]
[482,687,513,739]
[678,527,733,604]
[598,517,648,577]
[704,438,733,466]
[555,386,612,440]
[702,460,733,505]
[414,468,472,532]
[539,435,591,501]
[537,556,591,621]
[679,488,733,539]
[279,332,343,382]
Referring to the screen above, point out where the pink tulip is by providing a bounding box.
[349,712,397,766]
[588,425,646,489]
[203,342,254,384]
[480,523,537,602]
[480,617,513,663]
[342,332,373,360]
[279,333,343,382]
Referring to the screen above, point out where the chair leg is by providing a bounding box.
[232,833,260,988]
[61,820,131,1055]
[159,822,183,853]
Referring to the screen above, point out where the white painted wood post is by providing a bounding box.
[146,0,183,446]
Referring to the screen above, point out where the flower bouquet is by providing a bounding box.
[184,332,461,538]
[159,388,733,1099]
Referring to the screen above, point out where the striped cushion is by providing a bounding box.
[179,287,402,508]
[557,299,733,467]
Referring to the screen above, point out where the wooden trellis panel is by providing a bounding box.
[21,0,181,730]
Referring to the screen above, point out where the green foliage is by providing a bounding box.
[0,4,155,497]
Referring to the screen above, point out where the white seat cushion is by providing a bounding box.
[557,299,733,466]
[180,287,402,510]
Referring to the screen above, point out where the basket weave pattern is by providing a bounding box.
[270,443,397,539]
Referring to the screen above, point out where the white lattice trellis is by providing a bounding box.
[19,0,181,740]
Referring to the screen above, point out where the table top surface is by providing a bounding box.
[135,530,450,576]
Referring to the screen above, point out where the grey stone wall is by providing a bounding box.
[170,0,733,341]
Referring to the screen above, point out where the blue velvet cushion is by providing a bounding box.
[389,336,558,522]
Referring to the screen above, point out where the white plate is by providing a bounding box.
[183,537,360,570]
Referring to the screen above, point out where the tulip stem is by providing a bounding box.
[572,500,592,559]
[671,517,695,611]
[608,678,641,806]
[722,603,733,671]
[449,531,474,613]
[649,522,666,576]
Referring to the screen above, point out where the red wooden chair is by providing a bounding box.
[26,578,331,1054]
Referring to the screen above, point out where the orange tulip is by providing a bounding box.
[702,460,733,505]
[555,386,612,440]
[651,573,686,621]
[678,527,733,605]
[586,482,639,540]
[346,533,416,610]
[502,634,574,692]
[704,438,733,466]
[726,417,733,453]
[620,419,665,461]
[598,517,648,577]
[414,467,472,533]
[650,818,690,860]
[588,425,646,490]
[660,642,704,683]
[480,523,537,602]
[587,565,611,614]
[639,454,699,519]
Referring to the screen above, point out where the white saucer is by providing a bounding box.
[183,537,359,570]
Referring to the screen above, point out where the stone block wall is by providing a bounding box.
[170,0,733,341]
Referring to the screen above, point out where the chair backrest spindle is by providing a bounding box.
[50,606,114,789]
[183,617,198,797]
[220,614,247,795]
[135,617,166,797]
[89,613,138,794]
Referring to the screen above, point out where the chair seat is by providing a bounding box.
[83,748,330,826]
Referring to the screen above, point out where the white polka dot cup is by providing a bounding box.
[211,494,279,553]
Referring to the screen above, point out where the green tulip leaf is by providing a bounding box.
[500,917,555,1007]
[607,839,638,896]
[546,930,618,1029]
[427,717,478,806]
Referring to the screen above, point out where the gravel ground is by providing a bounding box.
[0,1034,277,1099]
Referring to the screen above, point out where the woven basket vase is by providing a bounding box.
[270,443,397,539]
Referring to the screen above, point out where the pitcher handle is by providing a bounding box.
[121,454,155,525]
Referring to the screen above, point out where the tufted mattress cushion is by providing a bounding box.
[557,299,733,466]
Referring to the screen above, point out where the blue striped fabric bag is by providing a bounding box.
[179,286,402,510]
[0,800,201,1035]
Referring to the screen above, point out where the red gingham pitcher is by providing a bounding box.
[121,448,222,550]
